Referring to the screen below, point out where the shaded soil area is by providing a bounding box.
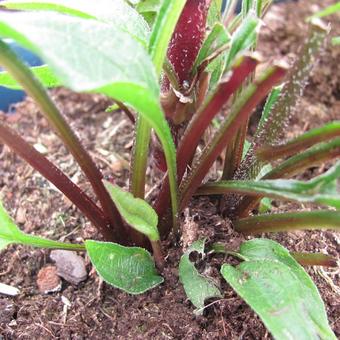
[0,0,339,338]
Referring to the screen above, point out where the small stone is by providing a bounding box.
[16,207,26,224]
[0,283,20,297]
[50,250,87,285]
[37,265,62,294]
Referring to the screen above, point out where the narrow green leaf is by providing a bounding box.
[192,23,230,74]
[148,0,186,75]
[207,0,222,27]
[196,161,340,209]
[307,2,340,20]
[225,14,259,69]
[257,121,340,161]
[1,0,150,42]
[179,240,222,314]
[221,239,336,340]
[85,240,163,294]
[0,64,59,89]
[235,210,340,234]
[103,181,159,241]
[0,201,84,251]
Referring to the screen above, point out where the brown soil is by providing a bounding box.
[0,0,339,338]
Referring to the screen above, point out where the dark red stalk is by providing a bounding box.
[0,122,114,241]
[154,56,259,224]
[162,0,210,93]
[180,65,287,210]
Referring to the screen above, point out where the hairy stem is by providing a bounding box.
[0,40,126,242]
[180,64,287,210]
[256,121,340,161]
[237,19,329,180]
[291,252,337,267]
[234,211,340,234]
[154,55,259,228]
[235,138,340,217]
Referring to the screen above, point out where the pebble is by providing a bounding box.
[50,250,87,285]
[37,265,62,294]
[0,283,20,297]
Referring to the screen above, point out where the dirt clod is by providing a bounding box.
[36,265,62,294]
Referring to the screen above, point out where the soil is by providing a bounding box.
[0,0,339,339]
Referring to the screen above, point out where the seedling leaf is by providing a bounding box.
[103,181,159,241]
[0,201,84,251]
[85,240,163,294]
[221,239,336,340]
[179,240,221,314]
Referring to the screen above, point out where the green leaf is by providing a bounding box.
[0,201,84,251]
[332,36,340,46]
[85,240,163,294]
[221,239,336,340]
[196,161,340,209]
[0,65,59,89]
[1,0,150,42]
[225,14,259,69]
[103,181,159,241]
[307,2,340,20]
[207,0,222,27]
[148,0,186,75]
[179,240,222,314]
[0,11,178,224]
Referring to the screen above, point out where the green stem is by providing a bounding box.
[257,121,340,161]
[235,138,340,217]
[234,211,340,234]
[291,252,337,267]
[0,39,126,243]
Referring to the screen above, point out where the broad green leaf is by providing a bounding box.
[0,12,178,223]
[197,161,340,209]
[85,240,163,294]
[1,0,150,42]
[221,259,336,340]
[0,12,156,92]
[179,240,221,314]
[0,65,59,89]
[0,201,84,251]
[103,181,159,241]
[223,238,336,340]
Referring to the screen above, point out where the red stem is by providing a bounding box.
[155,56,259,226]
[180,65,287,210]
[0,121,114,241]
